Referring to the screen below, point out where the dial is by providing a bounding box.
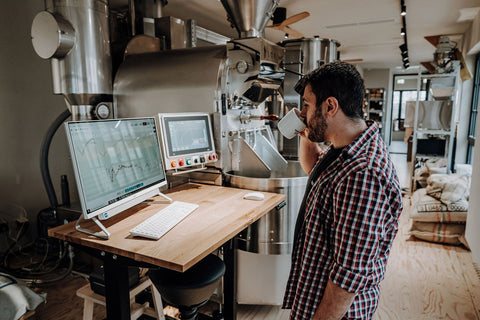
[236,60,249,74]
[95,103,111,119]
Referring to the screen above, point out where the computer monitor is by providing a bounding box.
[65,117,170,239]
[157,113,217,170]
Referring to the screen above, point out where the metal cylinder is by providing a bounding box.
[44,0,112,107]
[282,37,340,72]
[279,38,340,159]
[225,161,308,255]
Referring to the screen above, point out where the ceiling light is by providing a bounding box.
[401,5,406,16]
[404,62,410,68]
[284,33,289,39]
[401,28,406,36]
[399,44,407,54]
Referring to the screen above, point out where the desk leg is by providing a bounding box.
[223,239,237,320]
[103,255,131,320]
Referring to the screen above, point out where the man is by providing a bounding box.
[282,61,403,320]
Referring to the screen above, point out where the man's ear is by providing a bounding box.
[325,97,340,116]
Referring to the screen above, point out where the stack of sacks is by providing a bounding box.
[413,158,447,188]
[409,173,470,246]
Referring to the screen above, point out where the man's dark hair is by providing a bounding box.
[302,61,365,120]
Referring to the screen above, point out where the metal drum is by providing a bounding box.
[225,161,308,255]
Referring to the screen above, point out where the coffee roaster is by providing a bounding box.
[31,0,339,305]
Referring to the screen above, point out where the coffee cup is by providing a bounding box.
[278,108,306,139]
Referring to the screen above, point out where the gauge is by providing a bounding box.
[94,103,111,119]
[236,60,249,74]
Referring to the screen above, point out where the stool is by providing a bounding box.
[148,254,225,320]
[76,278,165,320]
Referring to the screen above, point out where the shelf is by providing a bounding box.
[415,129,452,135]
[364,87,386,140]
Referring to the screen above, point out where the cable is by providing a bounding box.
[40,109,71,209]
[22,245,75,285]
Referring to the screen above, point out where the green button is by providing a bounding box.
[186,158,192,165]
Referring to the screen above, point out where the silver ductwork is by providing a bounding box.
[221,0,280,38]
[31,0,112,120]
[277,37,340,158]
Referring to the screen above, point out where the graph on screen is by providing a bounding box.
[67,119,165,213]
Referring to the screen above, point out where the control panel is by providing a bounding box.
[157,112,217,171]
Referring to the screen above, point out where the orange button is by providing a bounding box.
[170,160,177,168]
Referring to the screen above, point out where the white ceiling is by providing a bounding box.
[112,0,480,70]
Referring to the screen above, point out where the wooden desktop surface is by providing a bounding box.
[48,183,286,272]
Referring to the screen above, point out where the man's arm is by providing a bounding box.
[298,131,322,174]
[313,279,356,320]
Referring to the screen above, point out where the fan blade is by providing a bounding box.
[282,26,304,39]
[280,12,310,27]
[424,35,441,48]
[421,62,436,74]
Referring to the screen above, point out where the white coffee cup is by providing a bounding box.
[278,108,306,139]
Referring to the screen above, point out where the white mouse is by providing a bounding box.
[243,192,265,201]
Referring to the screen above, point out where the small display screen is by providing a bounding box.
[164,115,213,156]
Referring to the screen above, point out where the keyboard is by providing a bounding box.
[129,201,199,240]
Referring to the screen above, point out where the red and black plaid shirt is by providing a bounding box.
[283,122,403,319]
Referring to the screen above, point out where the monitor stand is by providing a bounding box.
[75,215,112,240]
[74,191,173,240]
[142,191,173,204]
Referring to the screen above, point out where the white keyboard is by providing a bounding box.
[129,201,199,240]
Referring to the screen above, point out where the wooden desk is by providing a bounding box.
[48,183,286,320]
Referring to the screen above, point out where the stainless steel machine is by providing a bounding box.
[31,0,339,306]
[31,0,113,120]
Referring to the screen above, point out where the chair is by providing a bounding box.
[148,254,225,320]
[76,277,165,320]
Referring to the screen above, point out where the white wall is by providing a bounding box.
[0,1,74,244]
[464,10,480,267]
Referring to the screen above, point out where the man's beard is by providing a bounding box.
[306,110,327,143]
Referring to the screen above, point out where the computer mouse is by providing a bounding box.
[243,192,265,201]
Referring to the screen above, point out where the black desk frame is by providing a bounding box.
[75,238,238,320]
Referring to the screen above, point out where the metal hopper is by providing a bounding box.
[220,0,279,38]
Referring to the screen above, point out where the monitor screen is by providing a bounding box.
[157,113,217,170]
[164,115,213,156]
[65,117,167,220]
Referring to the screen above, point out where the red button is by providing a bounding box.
[178,158,185,166]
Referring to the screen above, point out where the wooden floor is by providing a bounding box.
[28,150,480,320]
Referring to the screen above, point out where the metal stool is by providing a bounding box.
[148,254,225,320]
[76,278,165,320]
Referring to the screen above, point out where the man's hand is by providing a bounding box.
[298,128,321,174]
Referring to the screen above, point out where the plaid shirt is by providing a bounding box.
[283,122,403,319]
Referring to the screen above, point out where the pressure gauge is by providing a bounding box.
[236,60,249,74]
[94,103,111,119]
